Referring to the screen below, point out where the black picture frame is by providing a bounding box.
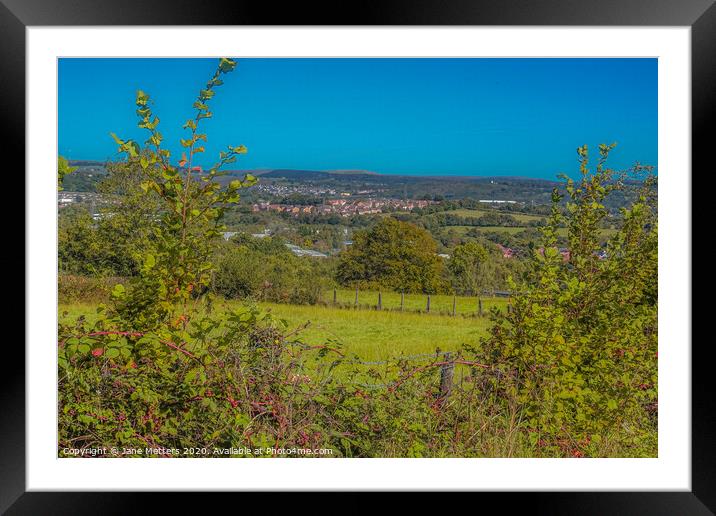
[4,0,710,512]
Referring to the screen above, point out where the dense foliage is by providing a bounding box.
[57,156,77,190]
[59,160,162,277]
[336,217,446,294]
[478,144,658,456]
[212,234,335,304]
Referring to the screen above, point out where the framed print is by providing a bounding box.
[4,0,712,511]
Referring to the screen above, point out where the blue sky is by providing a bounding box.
[58,58,657,179]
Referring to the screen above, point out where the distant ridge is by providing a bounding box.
[251,169,377,179]
[68,160,107,167]
[64,161,566,186]
[223,168,557,183]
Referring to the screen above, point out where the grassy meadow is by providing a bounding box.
[442,207,545,223]
[59,293,500,363]
[256,301,491,361]
[444,225,618,238]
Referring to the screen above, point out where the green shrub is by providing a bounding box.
[58,274,125,304]
[212,236,334,305]
[59,304,357,456]
[479,144,657,457]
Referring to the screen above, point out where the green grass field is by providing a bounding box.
[447,225,537,235]
[59,295,497,363]
[445,225,618,238]
[252,301,490,361]
[442,208,545,223]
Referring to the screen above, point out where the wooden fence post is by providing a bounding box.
[478,297,483,317]
[333,288,337,305]
[426,294,431,313]
[439,352,454,405]
[354,287,359,307]
[507,303,512,314]
[452,295,456,316]
[400,290,404,311]
[377,291,382,310]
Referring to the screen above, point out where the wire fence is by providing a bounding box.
[324,288,514,317]
[344,350,493,393]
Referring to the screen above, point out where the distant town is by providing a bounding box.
[251,198,436,217]
[58,161,630,265]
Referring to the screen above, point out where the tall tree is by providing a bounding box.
[336,217,445,293]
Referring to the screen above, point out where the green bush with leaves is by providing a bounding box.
[336,217,446,294]
[58,275,125,304]
[212,234,335,304]
[58,155,77,190]
[479,144,657,457]
[447,241,525,295]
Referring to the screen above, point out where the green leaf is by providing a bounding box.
[136,90,150,106]
[218,58,237,73]
[126,141,140,157]
[111,283,126,298]
[106,348,120,359]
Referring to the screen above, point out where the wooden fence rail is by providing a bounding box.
[330,288,512,317]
